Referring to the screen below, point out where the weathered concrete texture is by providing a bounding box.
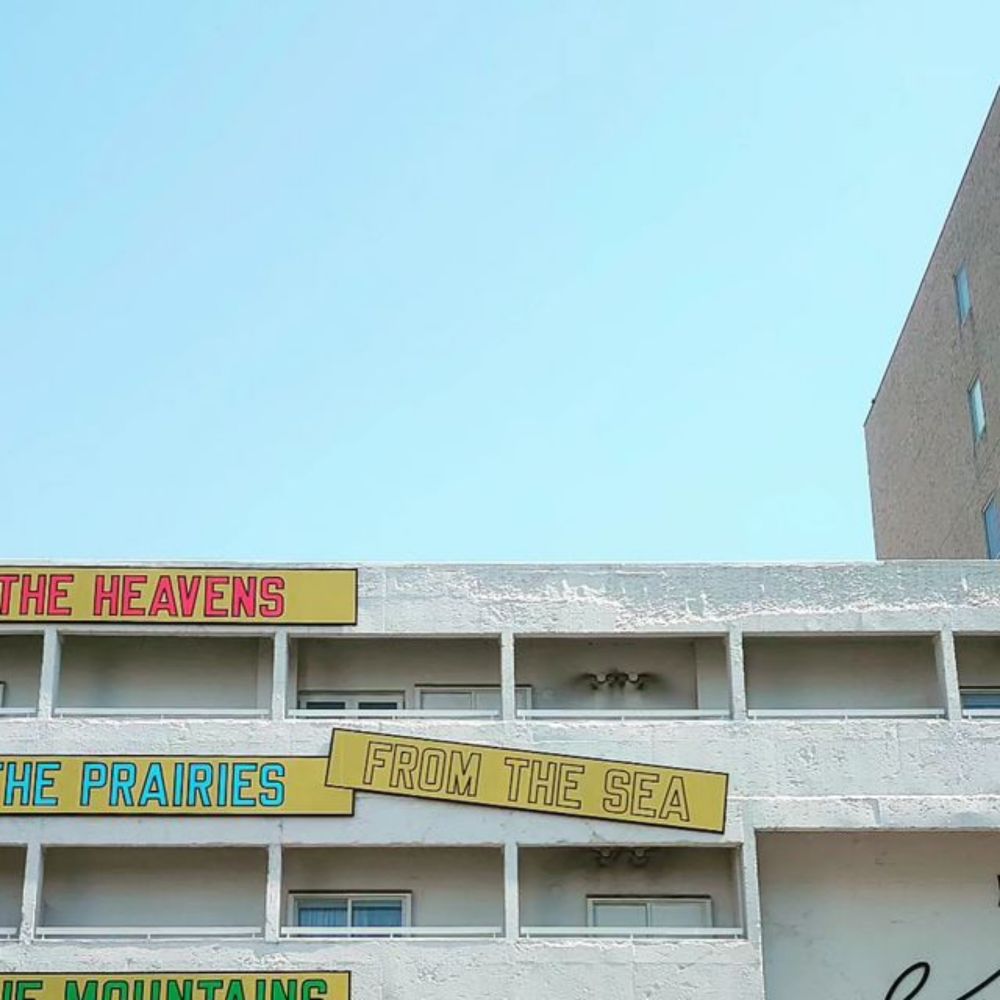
[4,561,1000,999]
[866,87,1000,558]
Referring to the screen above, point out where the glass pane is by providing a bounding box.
[650,899,711,928]
[302,699,346,710]
[984,500,1000,558]
[969,380,986,439]
[352,899,404,927]
[961,689,1000,709]
[591,901,648,927]
[515,687,531,709]
[956,267,972,322]
[357,701,400,711]
[298,902,348,927]
[420,691,475,709]
[473,688,502,711]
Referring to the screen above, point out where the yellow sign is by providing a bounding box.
[326,730,728,833]
[0,974,350,1000]
[0,567,357,625]
[0,757,354,816]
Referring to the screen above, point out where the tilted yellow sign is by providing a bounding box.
[0,974,350,1000]
[326,730,728,833]
[0,757,353,816]
[0,566,357,625]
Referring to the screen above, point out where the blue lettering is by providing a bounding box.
[109,762,137,806]
[34,761,59,807]
[80,762,108,806]
[259,763,286,807]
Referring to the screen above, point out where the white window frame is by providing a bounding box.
[586,895,713,929]
[290,892,411,928]
[968,377,987,442]
[960,686,1000,710]
[416,685,532,712]
[296,691,405,712]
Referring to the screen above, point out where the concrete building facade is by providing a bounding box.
[3,562,1000,999]
[866,87,1000,558]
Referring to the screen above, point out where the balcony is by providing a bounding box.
[0,635,42,717]
[280,847,503,938]
[36,847,266,939]
[290,638,505,719]
[955,635,1000,718]
[514,637,730,720]
[55,635,272,719]
[0,847,24,938]
[519,846,743,939]
[744,635,944,720]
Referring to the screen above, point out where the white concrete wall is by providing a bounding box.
[282,848,503,927]
[57,635,269,710]
[7,561,1000,999]
[759,832,1000,1000]
[292,638,500,708]
[40,847,266,927]
[744,635,940,711]
[0,635,42,709]
[514,637,726,711]
[519,847,740,928]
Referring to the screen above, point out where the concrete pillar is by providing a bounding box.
[503,840,519,940]
[934,627,963,721]
[500,631,516,721]
[19,842,43,942]
[265,843,284,942]
[37,627,61,720]
[727,626,748,721]
[737,828,763,948]
[271,630,290,721]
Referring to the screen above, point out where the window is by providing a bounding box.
[955,265,972,324]
[969,378,987,442]
[292,893,409,930]
[984,498,1000,559]
[417,686,531,713]
[960,687,1000,711]
[587,896,712,929]
[296,691,404,712]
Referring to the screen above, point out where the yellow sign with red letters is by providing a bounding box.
[0,567,356,625]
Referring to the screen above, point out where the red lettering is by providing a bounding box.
[93,574,120,617]
[147,576,179,617]
[231,576,257,618]
[204,576,227,618]
[47,574,73,616]
[121,574,147,617]
[19,574,46,616]
[259,576,285,618]
[0,575,17,616]
[176,575,201,617]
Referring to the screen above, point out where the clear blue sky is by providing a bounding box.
[3,5,998,563]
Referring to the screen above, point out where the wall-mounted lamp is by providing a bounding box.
[584,670,650,690]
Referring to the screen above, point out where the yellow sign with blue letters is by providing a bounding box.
[0,756,353,815]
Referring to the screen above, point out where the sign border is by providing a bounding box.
[0,566,359,626]
[325,728,729,835]
[0,754,356,818]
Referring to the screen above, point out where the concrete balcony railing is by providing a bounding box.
[280,925,502,940]
[34,925,263,940]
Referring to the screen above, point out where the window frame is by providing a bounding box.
[289,891,412,928]
[983,496,1000,559]
[959,686,1000,711]
[955,264,973,325]
[296,690,406,712]
[968,376,987,443]
[586,895,713,929]
[416,684,532,712]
